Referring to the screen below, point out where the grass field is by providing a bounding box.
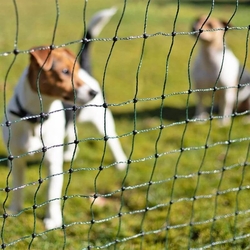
[0,0,250,249]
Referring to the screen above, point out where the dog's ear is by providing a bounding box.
[30,47,53,71]
[220,19,233,28]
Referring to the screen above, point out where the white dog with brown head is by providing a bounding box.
[2,46,97,230]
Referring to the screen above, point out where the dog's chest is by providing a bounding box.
[192,51,220,87]
[192,47,239,88]
[5,100,65,157]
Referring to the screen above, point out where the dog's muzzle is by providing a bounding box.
[75,83,98,104]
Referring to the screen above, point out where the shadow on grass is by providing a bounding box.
[0,154,8,167]
[114,105,196,122]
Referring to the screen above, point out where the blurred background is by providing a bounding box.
[0,0,250,249]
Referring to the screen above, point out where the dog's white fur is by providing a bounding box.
[191,15,250,125]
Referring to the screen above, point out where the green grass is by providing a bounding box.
[0,0,250,249]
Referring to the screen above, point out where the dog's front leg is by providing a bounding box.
[9,158,26,213]
[81,107,127,170]
[194,90,208,120]
[103,109,127,170]
[64,121,79,162]
[219,88,237,126]
[43,148,64,230]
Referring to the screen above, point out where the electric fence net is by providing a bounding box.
[0,0,250,249]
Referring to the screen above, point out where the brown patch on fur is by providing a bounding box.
[28,47,84,101]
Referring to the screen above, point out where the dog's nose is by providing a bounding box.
[89,89,98,98]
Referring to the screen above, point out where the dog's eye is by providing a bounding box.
[62,69,70,75]
[207,22,213,29]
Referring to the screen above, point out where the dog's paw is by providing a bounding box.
[44,216,62,230]
[218,118,231,127]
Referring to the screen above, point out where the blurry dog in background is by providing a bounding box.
[191,15,250,125]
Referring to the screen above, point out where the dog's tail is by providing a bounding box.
[80,7,117,74]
